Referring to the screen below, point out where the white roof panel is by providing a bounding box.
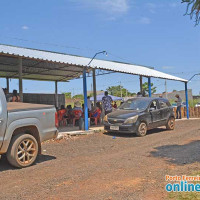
[0,44,187,82]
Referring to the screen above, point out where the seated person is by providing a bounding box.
[72,101,83,113]
[59,105,66,112]
[91,106,101,118]
[113,102,117,109]
[90,105,102,125]
[96,102,102,111]
[66,105,73,116]
[64,105,73,124]
[11,89,21,102]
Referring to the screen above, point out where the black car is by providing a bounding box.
[104,97,175,137]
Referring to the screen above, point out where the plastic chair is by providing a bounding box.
[90,109,102,125]
[72,110,83,126]
[58,109,67,126]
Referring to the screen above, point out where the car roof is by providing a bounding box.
[127,97,168,101]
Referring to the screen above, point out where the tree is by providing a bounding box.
[182,0,200,25]
[72,94,84,100]
[142,82,157,95]
[63,92,71,99]
[107,85,136,97]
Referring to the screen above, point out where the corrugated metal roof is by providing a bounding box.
[0,44,187,82]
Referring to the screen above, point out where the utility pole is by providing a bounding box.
[120,81,122,98]
[140,75,143,94]
[165,80,168,99]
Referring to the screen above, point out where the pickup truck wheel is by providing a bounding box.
[136,122,147,137]
[166,117,175,130]
[7,133,38,168]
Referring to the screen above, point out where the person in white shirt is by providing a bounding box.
[175,94,182,119]
[87,96,92,111]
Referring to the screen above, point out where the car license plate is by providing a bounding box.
[110,126,119,131]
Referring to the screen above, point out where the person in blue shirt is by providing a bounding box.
[102,91,113,115]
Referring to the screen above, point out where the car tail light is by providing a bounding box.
[55,112,59,127]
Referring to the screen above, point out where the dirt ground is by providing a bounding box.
[0,119,200,200]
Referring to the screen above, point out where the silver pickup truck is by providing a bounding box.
[0,87,58,168]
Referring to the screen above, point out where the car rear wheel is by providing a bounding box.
[166,117,175,130]
[7,133,38,168]
[136,122,147,137]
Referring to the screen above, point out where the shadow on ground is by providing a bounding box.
[151,140,200,165]
[104,128,168,138]
[0,154,56,172]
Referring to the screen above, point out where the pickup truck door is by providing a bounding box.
[0,88,8,149]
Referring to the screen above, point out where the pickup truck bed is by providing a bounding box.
[7,102,54,112]
[0,95,57,168]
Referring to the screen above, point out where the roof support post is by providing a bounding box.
[55,81,58,108]
[6,77,9,93]
[185,82,189,119]
[148,77,151,97]
[18,58,23,102]
[140,75,143,94]
[83,68,89,131]
[93,69,97,108]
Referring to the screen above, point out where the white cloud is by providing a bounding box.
[146,3,156,14]
[22,26,29,30]
[74,0,130,15]
[100,0,129,14]
[139,17,151,24]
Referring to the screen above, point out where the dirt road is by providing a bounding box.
[0,119,200,200]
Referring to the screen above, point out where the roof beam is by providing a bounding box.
[0,69,81,79]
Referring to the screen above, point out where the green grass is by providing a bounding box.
[168,171,200,200]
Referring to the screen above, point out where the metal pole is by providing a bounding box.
[120,81,122,98]
[6,77,9,93]
[140,75,143,94]
[55,81,58,108]
[18,58,23,102]
[148,77,151,97]
[92,69,97,108]
[83,68,89,130]
[185,82,189,119]
[165,80,168,99]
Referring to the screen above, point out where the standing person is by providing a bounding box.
[175,94,182,119]
[11,90,21,102]
[102,91,113,115]
[87,96,92,112]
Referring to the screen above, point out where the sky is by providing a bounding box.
[0,0,200,95]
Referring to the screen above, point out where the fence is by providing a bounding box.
[174,107,200,118]
[23,93,65,108]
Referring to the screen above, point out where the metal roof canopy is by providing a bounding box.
[0,44,187,82]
